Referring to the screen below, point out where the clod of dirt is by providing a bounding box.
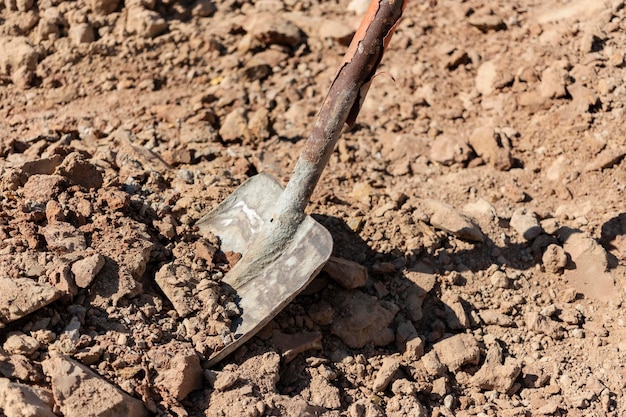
[0,377,55,417]
[329,289,398,348]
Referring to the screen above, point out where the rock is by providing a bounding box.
[155,262,201,317]
[42,354,148,417]
[0,276,62,327]
[72,253,106,288]
[3,333,40,356]
[470,342,522,393]
[322,256,367,289]
[42,222,87,253]
[395,319,418,351]
[467,126,513,171]
[432,333,481,371]
[475,61,497,96]
[318,19,354,46]
[386,394,428,417]
[584,147,625,172]
[69,23,96,44]
[0,36,38,87]
[403,337,425,362]
[559,228,618,302]
[441,292,470,330]
[191,0,216,17]
[479,310,515,327]
[90,0,120,14]
[22,174,66,202]
[421,351,446,377]
[20,155,64,176]
[429,135,472,166]
[126,6,168,38]
[271,330,323,362]
[308,301,334,325]
[329,289,398,348]
[525,311,564,339]
[147,342,203,401]
[538,65,568,99]
[417,198,484,242]
[0,377,55,417]
[372,357,401,392]
[489,270,510,288]
[55,152,103,189]
[244,13,303,48]
[309,374,341,409]
[510,208,542,241]
[212,371,238,391]
[219,108,249,143]
[542,244,568,274]
[467,13,506,32]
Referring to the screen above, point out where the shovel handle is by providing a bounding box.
[277,0,406,219]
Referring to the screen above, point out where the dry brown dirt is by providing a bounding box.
[1,0,626,416]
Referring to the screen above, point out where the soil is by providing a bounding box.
[1,0,626,416]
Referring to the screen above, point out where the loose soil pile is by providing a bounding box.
[1,0,625,416]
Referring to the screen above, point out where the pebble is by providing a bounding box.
[322,256,367,289]
[539,65,568,99]
[510,208,542,241]
[432,333,481,372]
[126,6,168,38]
[72,253,106,288]
[490,270,510,289]
[416,198,484,242]
[542,244,568,274]
[3,332,40,356]
[441,292,470,330]
[372,357,401,392]
[429,135,472,166]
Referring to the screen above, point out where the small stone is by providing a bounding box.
[55,152,104,189]
[571,328,585,339]
[403,337,425,362]
[470,342,521,393]
[72,253,105,288]
[219,108,249,143]
[584,148,626,172]
[441,292,470,330]
[147,342,203,400]
[542,244,568,274]
[309,374,341,409]
[417,198,484,242]
[372,357,401,392]
[490,270,510,288]
[323,256,367,289]
[432,334,480,371]
[429,135,472,166]
[510,208,542,241]
[479,310,514,327]
[421,351,446,377]
[0,277,62,326]
[468,126,513,171]
[191,0,216,17]
[23,174,66,202]
[318,19,354,46]
[0,36,38,88]
[90,0,120,14]
[467,14,505,32]
[126,6,168,38]
[308,301,334,326]
[244,13,303,48]
[3,333,40,356]
[539,66,568,99]
[69,23,95,44]
[42,354,148,417]
[41,222,87,253]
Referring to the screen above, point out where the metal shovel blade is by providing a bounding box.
[197,173,332,365]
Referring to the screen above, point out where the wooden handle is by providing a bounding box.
[276,0,407,219]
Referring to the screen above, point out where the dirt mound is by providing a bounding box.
[1,0,625,416]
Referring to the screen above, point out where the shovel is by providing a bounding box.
[197,0,407,366]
